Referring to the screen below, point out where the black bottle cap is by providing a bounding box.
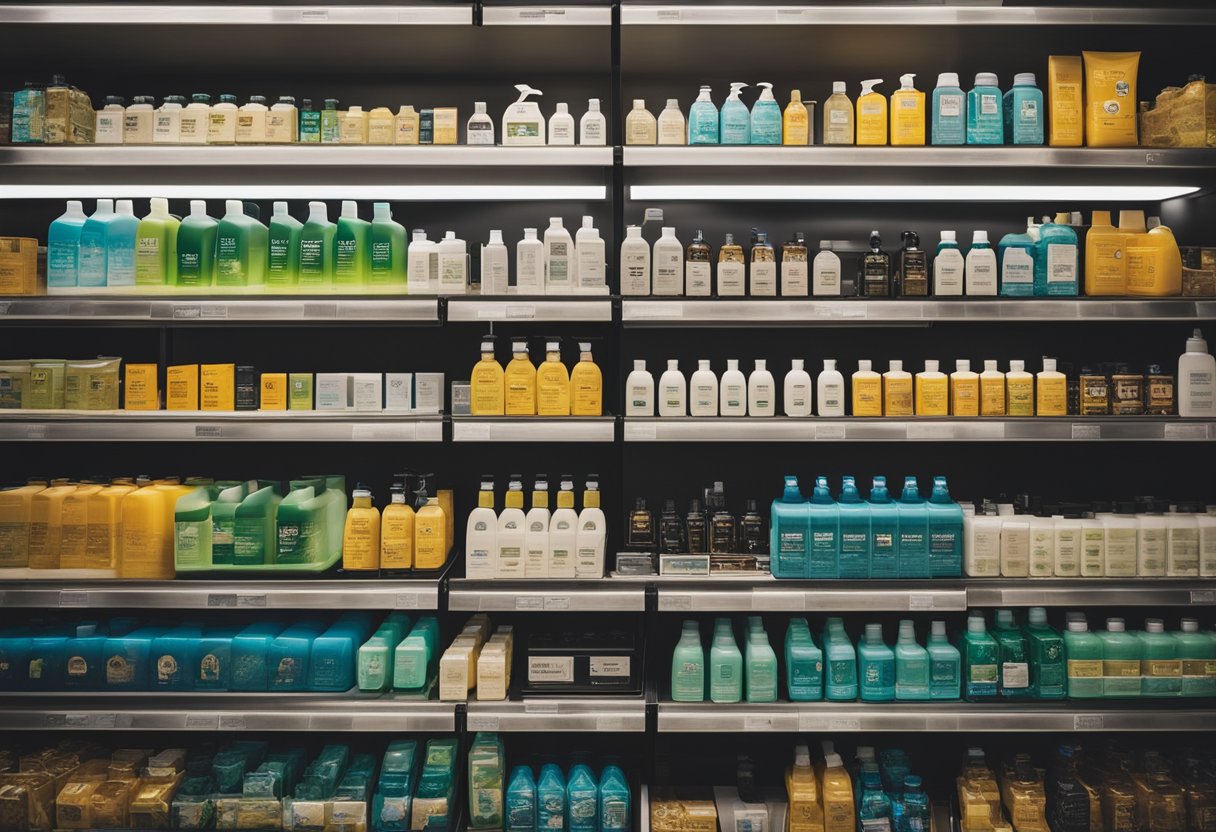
[745,499,758,512]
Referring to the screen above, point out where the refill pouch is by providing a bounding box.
[1083,51,1140,147]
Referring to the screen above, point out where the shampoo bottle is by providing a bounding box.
[174,200,217,288]
[813,241,842,295]
[215,198,268,288]
[748,359,775,417]
[965,230,998,295]
[896,230,929,296]
[503,85,545,146]
[580,98,607,145]
[209,94,240,144]
[536,340,571,416]
[852,360,882,417]
[784,359,812,417]
[299,201,337,289]
[950,360,980,416]
[471,335,505,416]
[890,74,925,145]
[652,226,684,295]
[966,73,1004,144]
[505,338,537,416]
[658,99,686,145]
[342,485,381,572]
[750,231,777,296]
[750,82,782,145]
[659,360,686,416]
[549,102,576,145]
[817,359,845,417]
[1034,213,1078,296]
[626,360,655,416]
[47,200,88,289]
[894,620,930,700]
[544,217,574,292]
[720,83,750,145]
[783,89,810,145]
[524,477,551,577]
[465,478,498,578]
[710,619,744,703]
[574,216,606,291]
[998,218,1036,297]
[688,86,719,145]
[690,360,719,417]
[720,360,747,416]
[1006,360,1034,416]
[1084,210,1127,296]
[548,477,578,578]
[1036,357,1067,416]
[106,199,139,287]
[1179,329,1216,417]
[180,94,211,143]
[516,228,545,294]
[620,225,651,295]
[860,231,891,296]
[370,202,407,288]
[480,230,510,296]
[672,620,706,701]
[134,197,179,287]
[931,72,966,145]
[855,79,887,145]
[1005,73,1044,145]
[933,230,965,296]
[570,341,602,416]
[235,95,269,144]
[883,360,913,417]
[625,99,656,145]
[496,477,526,577]
[823,81,854,145]
[267,201,303,289]
[575,477,607,577]
[915,360,948,416]
[437,230,469,294]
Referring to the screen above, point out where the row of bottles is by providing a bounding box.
[356,613,440,692]
[338,475,451,574]
[496,749,632,832]
[625,482,767,557]
[471,336,603,416]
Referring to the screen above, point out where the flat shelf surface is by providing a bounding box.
[0,578,441,609]
[621,298,1216,325]
[0,411,444,442]
[483,4,611,25]
[0,692,456,731]
[623,417,1215,442]
[0,296,439,323]
[2,4,474,24]
[656,701,1216,732]
[449,578,647,611]
[622,147,1216,168]
[621,5,1216,26]
[446,296,613,322]
[466,697,647,732]
[966,579,1216,607]
[451,416,616,442]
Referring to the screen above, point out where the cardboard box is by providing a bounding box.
[1048,55,1084,147]
[289,373,313,410]
[166,364,199,410]
[352,373,383,412]
[124,364,160,410]
[315,373,353,411]
[235,364,258,410]
[413,372,444,414]
[385,372,413,411]
[433,107,459,145]
[260,373,287,410]
[200,363,235,411]
[45,84,95,144]
[0,237,40,295]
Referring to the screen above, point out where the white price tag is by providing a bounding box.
[1074,715,1104,730]
[659,594,692,611]
[185,713,219,729]
[524,700,559,713]
[624,421,658,441]
[1165,423,1210,440]
[743,716,773,731]
[467,715,500,731]
[220,715,246,730]
[93,713,117,728]
[628,302,683,320]
[506,305,537,319]
[515,596,544,610]
[1071,424,1101,440]
[1190,590,1215,604]
[908,593,935,610]
[172,304,201,319]
[65,713,91,728]
[303,303,338,318]
[58,590,88,607]
[543,596,570,610]
[828,717,862,731]
[195,425,223,438]
[236,594,266,608]
[301,8,329,21]
[476,307,507,320]
[200,304,228,319]
[817,425,845,440]
[459,423,492,441]
[27,425,47,440]
[395,593,420,609]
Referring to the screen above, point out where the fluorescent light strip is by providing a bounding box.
[630,185,1200,202]
[0,185,607,202]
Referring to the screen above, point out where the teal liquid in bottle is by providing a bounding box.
[896,476,929,578]
[745,628,778,702]
[1025,606,1066,699]
[598,765,631,832]
[962,613,998,701]
[807,475,840,579]
[1177,618,1216,697]
[671,620,705,702]
[1099,618,1141,698]
[894,619,930,700]
[709,618,743,703]
[536,764,566,832]
[837,475,871,579]
[785,618,823,702]
[1062,618,1103,699]
[824,617,858,701]
[506,765,537,832]
[926,620,961,700]
[858,622,895,702]
[1139,618,1182,697]
[771,475,809,579]
[926,476,963,578]
[993,609,1030,699]
[868,477,899,579]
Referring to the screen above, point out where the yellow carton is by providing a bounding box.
[0,237,40,295]
[200,364,235,411]
[433,107,459,145]
[166,364,199,410]
[1048,55,1084,147]
[260,373,287,410]
[124,364,160,410]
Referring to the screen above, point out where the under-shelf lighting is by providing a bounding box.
[629,184,1200,202]
[0,185,607,202]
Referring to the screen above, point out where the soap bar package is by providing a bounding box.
[433,107,459,145]
[352,373,383,412]
[385,373,413,411]
[124,363,160,410]
[651,792,719,832]
[0,238,40,295]
[167,364,200,410]
[201,363,236,411]
[45,84,95,144]
[522,627,641,695]
[413,372,444,414]
[316,373,353,411]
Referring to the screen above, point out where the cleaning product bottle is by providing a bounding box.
[626,360,655,416]
[106,200,140,287]
[1036,357,1067,416]
[978,361,1006,416]
[298,98,320,142]
[1179,329,1216,417]
[266,202,303,289]
[855,79,887,145]
[934,230,965,295]
[1005,73,1044,145]
[824,81,854,145]
[824,618,859,701]
[47,200,88,289]
[299,201,337,289]
[1084,210,1127,296]
[123,95,156,144]
[174,200,217,288]
[334,201,371,287]
[1025,607,1065,699]
[783,89,809,145]
[505,338,537,416]
[927,476,964,577]
[965,230,998,295]
[915,360,948,416]
[717,233,746,295]
[1034,213,1078,296]
[895,620,931,700]
[950,360,979,416]
[1176,618,1216,697]
[837,476,871,578]
[852,360,882,417]
[369,202,407,288]
[992,609,1030,699]
[95,96,125,144]
[962,612,999,700]
[235,95,268,143]
[471,335,505,416]
[536,339,571,416]
[807,476,840,579]
[1127,218,1184,297]
[927,620,961,699]
[657,98,685,145]
[393,104,418,145]
[533,766,564,832]
[625,99,657,145]
[966,73,1004,144]
[516,227,544,294]
[859,623,895,701]
[897,476,930,578]
[720,83,750,145]
[548,476,578,578]
[998,218,1036,296]
[342,484,381,573]
[575,216,606,291]
[787,746,824,832]
[496,476,526,577]
[1099,617,1142,698]
[465,477,498,578]
[210,481,248,566]
[709,619,743,703]
[1064,618,1105,700]
[575,476,606,578]
[750,82,781,145]
[215,199,268,288]
[890,74,925,145]
[688,86,719,145]
[580,98,606,145]
[544,217,574,293]
[502,85,546,146]
[883,360,913,417]
[550,102,577,145]
[652,226,683,295]
[746,628,779,702]
[380,483,415,572]
[771,475,809,578]
[931,72,966,145]
[786,620,824,701]
[570,341,602,416]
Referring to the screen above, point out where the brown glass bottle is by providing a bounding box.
[740,499,767,555]
[685,498,708,553]
[896,230,929,297]
[860,230,891,297]
[659,498,685,554]
[626,497,655,548]
[685,230,713,297]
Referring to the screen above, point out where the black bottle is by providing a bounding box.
[626,497,656,548]
[860,230,891,297]
[896,230,928,297]
[685,498,708,553]
[741,499,767,555]
[708,482,736,554]
[660,499,685,554]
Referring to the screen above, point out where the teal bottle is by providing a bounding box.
[868,477,899,579]
[1176,618,1216,697]
[151,625,201,691]
[896,476,929,578]
[998,219,1036,297]
[749,82,782,145]
[370,202,407,288]
[230,622,283,692]
[1004,72,1044,145]
[506,766,537,832]
[858,623,895,702]
[993,609,1030,699]
[267,201,303,289]
[598,765,631,832]
[745,628,778,702]
[1099,618,1141,698]
[688,86,719,145]
[195,626,239,691]
[807,475,840,579]
[965,72,1004,144]
[1062,618,1103,699]
[1139,618,1181,697]
[1033,216,1079,297]
[103,626,161,691]
[76,198,115,288]
[926,620,961,700]
[897,775,930,832]
[106,199,140,287]
[1025,607,1066,699]
[962,613,998,701]
[837,476,871,579]
[567,764,598,832]
[926,476,963,578]
[47,200,87,289]
[823,618,857,701]
[270,622,323,691]
[771,475,809,578]
[671,620,705,702]
[64,623,107,691]
[785,618,823,701]
[334,200,372,287]
[720,83,750,145]
[894,619,930,700]
[858,768,893,828]
[931,72,966,145]
[537,764,566,832]
[309,613,375,692]
[709,618,743,703]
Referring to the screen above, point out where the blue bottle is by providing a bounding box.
[64,623,108,691]
[720,83,750,145]
[103,626,161,691]
[77,198,115,288]
[151,625,201,691]
[1004,72,1044,146]
[896,775,930,832]
[998,218,1036,296]
[47,200,88,289]
[868,477,899,579]
[688,86,719,145]
[931,72,966,145]
[824,618,858,701]
[1033,215,1079,297]
[106,199,140,286]
[506,766,537,832]
[858,623,895,702]
[196,626,239,691]
[567,764,599,832]
[965,72,1004,145]
[837,476,871,579]
[926,621,961,700]
[231,622,285,692]
[309,612,375,691]
[894,620,930,700]
[926,476,963,578]
[599,765,631,832]
[26,629,70,691]
[269,622,324,691]
[896,477,929,579]
[785,619,823,701]
[537,764,567,832]
[807,476,840,579]
[770,475,809,579]
[858,768,893,828]
[749,82,782,145]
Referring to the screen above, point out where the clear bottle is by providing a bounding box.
[784,359,813,417]
[506,766,537,832]
[690,359,719,417]
[720,82,750,144]
[749,231,777,296]
[625,99,656,145]
[684,230,712,296]
[106,199,139,287]
[823,81,854,145]
[931,72,966,145]
[817,359,845,417]
[658,359,687,417]
[993,608,1030,699]
[657,98,686,145]
[858,623,895,702]
[927,620,961,699]
[47,200,88,289]
[966,72,1004,144]
[899,775,931,832]
[717,233,746,296]
[748,359,775,417]
[894,619,930,700]
[688,86,719,145]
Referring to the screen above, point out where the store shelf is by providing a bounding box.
[623,417,1216,442]
[621,298,1216,326]
[446,296,614,323]
[0,692,456,732]
[449,579,647,612]
[0,578,442,610]
[0,296,439,324]
[0,3,473,24]
[650,578,966,613]
[656,702,1216,733]
[466,697,647,732]
[483,4,612,26]
[965,580,1216,608]
[451,416,616,442]
[620,5,1216,26]
[0,411,444,442]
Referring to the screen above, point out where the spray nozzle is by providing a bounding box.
[728,82,748,99]
[860,79,883,95]
[513,84,543,103]
[756,82,774,100]
[899,73,916,90]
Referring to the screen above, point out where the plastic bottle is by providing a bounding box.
[717,233,746,295]
[549,102,576,146]
[370,202,407,288]
[215,198,268,288]
[690,359,718,417]
[263,202,303,289]
[652,226,683,296]
[178,93,210,144]
[823,81,853,145]
[625,99,656,145]
[1176,618,1216,697]
[153,95,185,143]
[598,766,631,832]
[894,620,930,700]
[786,619,823,701]
[672,621,706,702]
[299,201,337,289]
[750,231,777,296]
[342,485,381,572]
[962,613,999,701]
[966,73,1004,144]
[746,628,779,702]
[471,335,505,416]
[927,620,961,699]
[505,766,537,832]
[688,86,719,145]
[626,361,655,416]
[536,340,570,416]
[834,476,870,579]
[719,359,746,416]
[783,89,809,145]
[927,476,963,578]
[771,476,809,579]
[466,101,495,145]
[123,95,155,144]
[824,618,858,701]
[931,72,966,145]
[515,227,544,294]
[965,230,998,295]
[619,225,650,296]
[890,73,925,146]
[536,765,566,832]
[437,230,469,295]
[548,476,578,578]
[852,359,882,417]
[465,478,498,578]
[523,477,551,578]
[332,201,371,287]
[1084,210,1127,296]
[748,359,775,417]
[1063,618,1103,698]
[914,360,948,417]
[1126,217,1183,296]
[950,360,979,417]
[575,475,606,578]
[1025,607,1065,699]
[894,477,928,578]
[658,360,686,417]
[268,95,299,143]
[172,200,216,288]
[47,200,88,289]
[574,216,606,291]
[750,82,781,145]
[494,476,527,578]
[94,95,125,144]
[998,218,1036,296]
[379,483,414,572]
[817,359,845,417]
[1035,357,1067,416]
[1099,618,1142,698]
[297,98,320,143]
[1179,329,1216,417]
[855,79,887,145]
[1139,618,1182,697]
[1167,502,1201,577]
[806,476,840,579]
[101,199,138,287]
[1004,73,1044,145]
[859,623,895,702]
[933,230,964,295]
[580,98,606,145]
[783,359,812,417]
[657,98,685,146]
[709,619,743,702]
[720,83,750,144]
[235,95,268,144]
[1034,213,1079,296]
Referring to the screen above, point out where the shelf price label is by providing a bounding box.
[468,715,500,731]
[395,593,420,609]
[658,594,692,611]
[1074,715,1104,730]
[1071,424,1101,440]
[58,590,88,607]
[185,714,220,729]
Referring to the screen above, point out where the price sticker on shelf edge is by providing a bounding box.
[468,715,500,731]
[908,593,936,610]
[1165,423,1210,440]
[220,715,246,731]
[1074,715,1104,730]
[1190,590,1215,604]
[660,594,692,611]
[185,713,220,730]
[1071,424,1101,440]
[817,424,845,440]
[828,717,862,731]
[65,713,91,728]
[515,596,544,610]
[395,593,420,609]
[543,596,570,610]
[58,590,88,607]
[743,715,774,731]
[625,421,658,441]
[798,713,828,732]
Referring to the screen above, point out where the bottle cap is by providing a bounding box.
[1013,72,1037,86]
[1146,619,1165,633]
[756,82,774,100]
[791,358,804,370]
[974,72,1000,87]
[755,359,766,371]
[899,73,916,89]
[698,359,710,370]
[889,360,902,372]
[666,98,679,109]
[832,81,846,94]
[633,99,646,109]
[341,200,358,219]
[984,359,998,372]
[956,359,970,373]
[512,338,528,354]
[1042,357,1057,372]
[546,340,560,352]
[727,359,739,371]
[1187,329,1208,352]
[579,341,591,353]
[858,359,872,371]
[941,230,956,242]
[924,359,939,373]
[1181,619,1199,632]
[1067,620,1088,632]
[859,79,882,95]
[588,98,601,111]
[667,359,679,370]
[972,230,989,244]
[1009,359,1025,372]
[116,199,134,215]
[524,227,538,238]
[967,614,987,634]
[824,358,836,371]
[549,217,563,227]
[582,216,594,229]
[353,486,371,498]
[488,228,504,244]
[662,226,675,236]
[1028,607,1048,626]
[931,620,946,637]
[937,72,960,88]
[556,103,569,114]
[1106,618,1126,632]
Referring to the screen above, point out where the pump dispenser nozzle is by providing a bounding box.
[728,82,748,99]
[899,74,916,90]
[860,79,883,95]
[756,82,774,100]
[513,84,543,102]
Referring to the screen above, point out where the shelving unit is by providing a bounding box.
[446,297,614,323]
[449,578,647,611]
[0,4,476,25]
[618,5,1216,26]
[0,412,444,442]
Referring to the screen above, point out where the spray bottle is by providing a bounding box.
[502,85,545,146]
[720,82,750,145]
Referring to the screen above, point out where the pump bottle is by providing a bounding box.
[750,82,782,145]
[890,74,925,146]
[688,87,720,145]
[720,83,750,145]
[855,79,887,145]
[783,89,810,145]
[503,85,545,146]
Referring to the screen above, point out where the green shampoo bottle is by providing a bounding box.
[267,201,303,289]
[334,199,371,287]
[215,199,268,288]
[175,200,218,288]
[370,201,407,288]
[299,201,337,289]
[134,197,180,287]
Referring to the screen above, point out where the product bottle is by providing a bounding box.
[778,232,809,296]
[966,73,1004,144]
[394,104,419,145]
[339,104,368,144]
[619,225,651,296]
[748,359,775,417]
[784,359,812,417]
[993,609,1031,699]
[962,613,999,700]
[1137,498,1167,577]
[896,230,929,296]
[506,766,537,832]
[890,74,926,146]
[1099,617,1142,698]
[471,335,505,416]
[599,766,631,832]
[720,83,750,145]
[1004,73,1044,145]
[548,476,578,578]
[1167,502,1201,577]
[895,620,931,700]
[652,226,683,295]
[1006,360,1034,416]
[1036,357,1067,416]
[807,476,840,579]
[883,360,913,417]
[1034,213,1079,297]
[682,230,712,296]
[927,476,964,577]
[861,231,891,296]
[710,619,744,703]
[524,477,551,578]
[934,230,965,295]
[786,621,824,701]
[1083,210,1127,296]
[1103,502,1139,577]
[686,498,707,554]
[965,230,998,295]
[770,476,808,578]
[749,231,777,296]
[574,216,606,291]
[720,359,747,416]
[1179,329,1216,417]
[544,217,575,293]
[413,485,448,570]
[47,200,88,289]
[1025,607,1066,699]
[105,199,139,287]
[852,360,882,417]
[319,98,341,143]
[368,203,407,289]
[974,361,1005,418]
[435,230,468,294]
[824,618,859,701]
[783,89,810,145]
[535,766,565,832]
[123,95,155,144]
[380,483,415,572]
[516,228,545,294]
[153,95,185,143]
[1139,618,1182,697]
[915,360,948,416]
[813,241,842,295]
[859,623,896,702]
[266,202,303,289]
[950,360,980,416]
[298,98,320,143]
[672,620,706,701]
[745,628,779,702]
[1176,618,1216,697]
[855,79,887,145]
[688,86,720,145]
[177,93,211,144]
[1127,217,1184,297]
[570,341,602,416]
[268,95,299,143]
[835,476,870,579]
[823,81,854,145]
[931,72,966,145]
[496,477,526,577]
[467,101,495,145]
[659,360,687,417]
[94,96,125,144]
[342,484,381,572]
[897,476,930,578]
[465,478,498,578]
[626,360,655,416]
[1063,618,1103,699]
[927,620,961,699]
[657,98,686,145]
[504,339,537,416]
[750,82,781,145]
[817,359,845,417]
[549,102,576,145]
[625,99,657,145]
[579,98,607,145]
[536,340,571,416]
[299,201,337,289]
[215,198,269,288]
[174,200,217,288]
[717,233,746,295]
[134,197,180,287]
[689,360,719,417]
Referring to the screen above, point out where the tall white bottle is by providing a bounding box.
[784,359,813,417]
[652,226,684,296]
[496,477,527,578]
[659,360,687,416]
[934,230,965,296]
[748,359,776,417]
[548,476,579,578]
[465,477,498,579]
[406,230,437,295]
[437,230,468,295]
[817,359,845,416]
[1136,500,1167,577]
[1166,504,1200,577]
[516,228,545,294]
[965,230,998,295]
[524,477,551,578]
[690,360,719,417]
[626,360,655,416]
[544,217,574,292]
[575,477,607,577]
[574,216,606,292]
[620,225,651,295]
[813,243,842,296]
[480,230,510,296]
[548,103,576,145]
[720,359,747,416]
[579,99,607,146]
[1179,329,1216,417]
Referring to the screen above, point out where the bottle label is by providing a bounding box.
[899,251,929,296]
[884,379,913,416]
[1145,659,1182,678]
[968,663,998,684]
[934,256,963,295]
[1001,248,1033,286]
[1103,659,1140,677]
[863,255,890,296]
[781,261,808,296]
[1067,659,1102,678]
[830,109,849,124]
[813,256,841,295]
[980,93,999,115]
[1047,243,1077,283]
[967,256,997,294]
[686,262,712,295]
[654,252,683,295]
[750,261,777,296]
[931,660,958,684]
[938,94,962,117]
[467,121,494,145]
[621,251,650,295]
[718,261,746,295]
[1001,661,1029,689]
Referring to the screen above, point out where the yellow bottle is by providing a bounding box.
[536,339,571,416]
[820,752,855,832]
[915,360,949,416]
[120,482,193,579]
[882,360,913,417]
[380,484,415,571]
[569,340,602,416]
[855,79,887,146]
[786,745,825,832]
[823,81,854,145]
[1126,218,1183,297]
[783,89,809,146]
[438,486,455,558]
[889,73,925,146]
[851,360,883,416]
[342,484,381,572]
[59,483,103,569]
[1006,360,1035,416]
[979,360,1006,416]
[414,492,448,569]
[29,483,77,570]
[470,335,505,416]
[504,338,537,416]
[950,359,980,417]
[1036,357,1067,416]
[0,481,46,568]
[85,478,137,570]
[1084,210,1127,296]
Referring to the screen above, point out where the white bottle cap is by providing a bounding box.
[444,230,456,240]
[1182,619,1199,632]
[1042,357,1057,372]
[727,359,739,370]
[634,359,646,371]
[956,359,970,373]
[341,200,358,218]
[819,240,833,249]
[1107,617,1126,632]
[474,101,487,113]
[626,225,642,238]
[273,201,288,215]
[583,216,594,228]
[937,72,960,88]
[1146,619,1165,633]
[309,201,328,218]
[412,229,427,241]
[579,341,591,352]
[550,217,563,227]
[668,359,679,370]
[858,359,872,371]
[974,72,1000,87]
[556,103,569,114]
[588,98,601,111]
[662,226,675,236]
[972,230,989,244]
[924,359,939,373]
[931,620,946,637]
[824,359,837,371]
[116,199,135,215]
[832,81,846,94]
[524,228,538,239]
[900,73,916,89]
[984,360,998,372]
[189,200,206,216]
[941,230,956,242]
[353,487,371,498]
[546,341,560,352]
[889,360,902,372]
[1013,73,1037,87]
[666,98,679,109]
[67,200,83,213]
[374,202,391,221]
[1187,328,1208,352]
[792,359,804,370]
[488,229,504,244]
[755,359,766,371]
[219,199,242,216]
[349,105,363,113]
[698,359,710,370]
[1067,620,1088,633]
[150,197,169,215]
[633,99,646,109]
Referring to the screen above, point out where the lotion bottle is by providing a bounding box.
[659,360,687,416]
[620,225,651,295]
[915,360,949,416]
[817,359,845,416]
[515,228,545,294]
[749,360,776,417]
[951,360,980,416]
[536,340,571,416]
[626,360,655,416]
[690,360,719,417]
[625,99,657,145]
[544,217,574,292]
[823,81,854,145]
[652,226,684,295]
[813,241,842,295]
[934,230,965,295]
[503,84,545,146]
[784,359,812,417]
[720,83,750,145]
[749,82,781,145]
[890,73,925,146]
[496,477,526,577]
[574,217,606,291]
[1036,357,1067,416]
[855,79,887,145]
[658,99,686,145]
[1179,329,1216,417]
[548,103,575,145]
[852,360,883,417]
[720,360,747,416]
[883,360,913,417]
[465,478,498,578]
[688,86,719,145]
[579,98,606,145]
[965,230,998,295]
[575,477,607,577]
[524,478,551,578]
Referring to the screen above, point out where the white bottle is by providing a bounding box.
[496,477,527,578]
[467,101,495,145]
[208,93,239,144]
[999,515,1030,577]
[658,98,686,145]
[1053,511,1081,577]
[659,360,687,417]
[1179,329,1216,417]
[515,228,545,294]
[1136,500,1167,577]
[480,230,510,296]
[720,359,747,416]
[812,242,842,296]
[1103,503,1139,577]
[574,217,606,292]
[235,95,269,144]
[1028,513,1055,577]
[965,230,998,295]
[406,230,437,295]
[575,477,607,578]
[437,230,469,295]
[465,478,498,579]
[548,103,576,146]
[94,96,125,144]
[152,95,184,144]
[1197,508,1216,577]
[784,359,813,417]
[934,230,965,296]
[267,96,298,143]
[748,359,775,417]
[1166,504,1201,577]
[626,360,655,416]
[620,225,651,296]
[817,359,845,417]
[123,95,155,144]
[965,504,1002,577]
[690,360,719,417]
[580,98,607,146]
[652,226,684,296]
[178,93,210,144]
[503,84,546,146]
[524,478,551,578]
[543,217,574,292]
[1080,510,1105,577]
[548,477,578,578]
